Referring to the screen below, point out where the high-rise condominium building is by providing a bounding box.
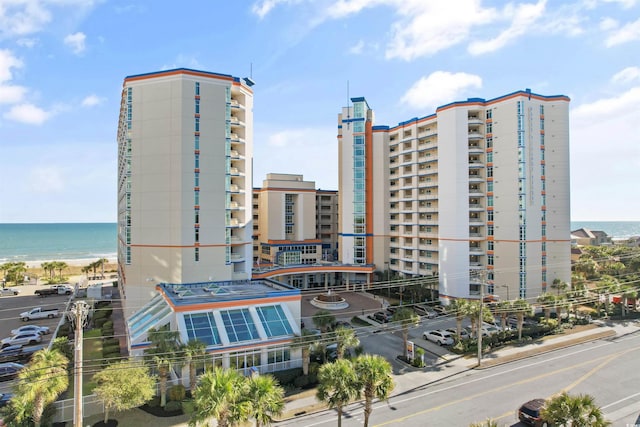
[338,90,571,302]
[117,68,255,316]
[251,174,340,288]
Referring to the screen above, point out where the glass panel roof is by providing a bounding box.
[184,312,221,346]
[256,305,293,337]
[128,294,172,340]
[220,309,260,343]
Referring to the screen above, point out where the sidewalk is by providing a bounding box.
[278,320,638,420]
[82,320,638,426]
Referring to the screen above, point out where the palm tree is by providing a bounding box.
[14,349,69,427]
[247,373,285,427]
[313,309,336,333]
[466,301,494,337]
[146,327,183,407]
[537,293,557,320]
[332,326,359,360]
[40,261,55,280]
[599,275,620,315]
[183,339,207,392]
[512,299,531,341]
[551,278,569,296]
[449,299,470,340]
[292,330,318,375]
[541,392,611,427]
[354,354,395,427]
[392,308,419,359]
[316,359,359,427]
[496,300,513,331]
[189,367,251,427]
[620,284,638,317]
[54,261,68,279]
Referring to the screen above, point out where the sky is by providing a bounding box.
[0,0,639,223]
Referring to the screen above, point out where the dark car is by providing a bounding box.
[0,392,12,408]
[333,320,353,330]
[0,362,24,382]
[371,311,390,323]
[518,398,549,426]
[0,345,24,363]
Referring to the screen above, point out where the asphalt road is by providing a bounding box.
[0,285,71,393]
[279,325,640,426]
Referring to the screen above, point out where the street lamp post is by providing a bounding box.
[477,271,487,367]
[501,284,510,301]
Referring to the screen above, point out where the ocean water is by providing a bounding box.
[570,221,640,239]
[0,221,638,265]
[0,223,117,264]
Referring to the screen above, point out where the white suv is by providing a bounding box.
[1,333,42,348]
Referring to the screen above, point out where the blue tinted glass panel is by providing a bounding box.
[256,306,293,337]
[184,312,221,346]
[221,309,259,342]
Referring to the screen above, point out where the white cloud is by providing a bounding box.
[385,1,497,60]
[81,94,103,107]
[400,71,482,110]
[570,87,640,220]
[572,86,640,125]
[27,166,65,193]
[16,38,37,48]
[0,49,23,83]
[0,84,27,104]
[605,17,640,46]
[3,103,52,125]
[0,1,52,38]
[252,0,302,19]
[612,66,640,83]
[468,0,547,55]
[253,126,338,189]
[599,17,618,30]
[348,40,365,55]
[64,32,86,54]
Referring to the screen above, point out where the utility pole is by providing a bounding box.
[477,270,486,367]
[68,301,89,427]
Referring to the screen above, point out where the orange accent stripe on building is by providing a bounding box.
[168,295,302,312]
[365,119,374,264]
[258,188,317,193]
[266,239,322,245]
[125,69,234,84]
[130,242,251,248]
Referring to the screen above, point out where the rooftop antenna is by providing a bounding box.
[243,62,255,87]
[346,80,350,129]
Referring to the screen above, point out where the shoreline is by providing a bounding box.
[21,257,118,269]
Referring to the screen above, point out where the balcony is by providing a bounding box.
[229,99,245,109]
[468,116,483,125]
[468,173,484,183]
[230,167,244,176]
[469,246,484,255]
[230,117,245,128]
[229,185,245,193]
[468,130,483,140]
[469,203,484,211]
[468,159,484,168]
[468,143,483,154]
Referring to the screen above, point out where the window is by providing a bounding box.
[220,309,260,342]
[195,82,200,95]
[195,117,200,132]
[256,305,293,337]
[195,247,199,261]
[184,312,221,346]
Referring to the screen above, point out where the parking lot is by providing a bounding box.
[0,284,72,393]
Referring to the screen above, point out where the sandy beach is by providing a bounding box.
[21,258,118,282]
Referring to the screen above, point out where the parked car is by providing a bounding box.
[1,333,42,348]
[414,305,437,319]
[0,288,19,296]
[333,320,353,330]
[385,305,399,315]
[0,393,12,408]
[0,363,24,382]
[422,330,454,346]
[19,307,60,321]
[0,346,25,363]
[371,311,390,323]
[508,316,539,328]
[34,284,73,296]
[11,325,50,336]
[445,328,470,340]
[518,398,549,426]
[433,306,448,316]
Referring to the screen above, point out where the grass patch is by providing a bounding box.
[83,328,103,395]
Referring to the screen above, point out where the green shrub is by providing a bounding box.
[164,400,182,412]
[182,399,195,415]
[147,396,161,408]
[101,320,113,331]
[168,385,186,402]
[293,375,310,388]
[271,368,302,386]
[412,347,426,368]
[102,338,119,347]
[94,317,108,329]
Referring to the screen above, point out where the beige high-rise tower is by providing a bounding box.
[117,68,255,316]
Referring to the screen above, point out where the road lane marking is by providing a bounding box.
[374,345,640,427]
